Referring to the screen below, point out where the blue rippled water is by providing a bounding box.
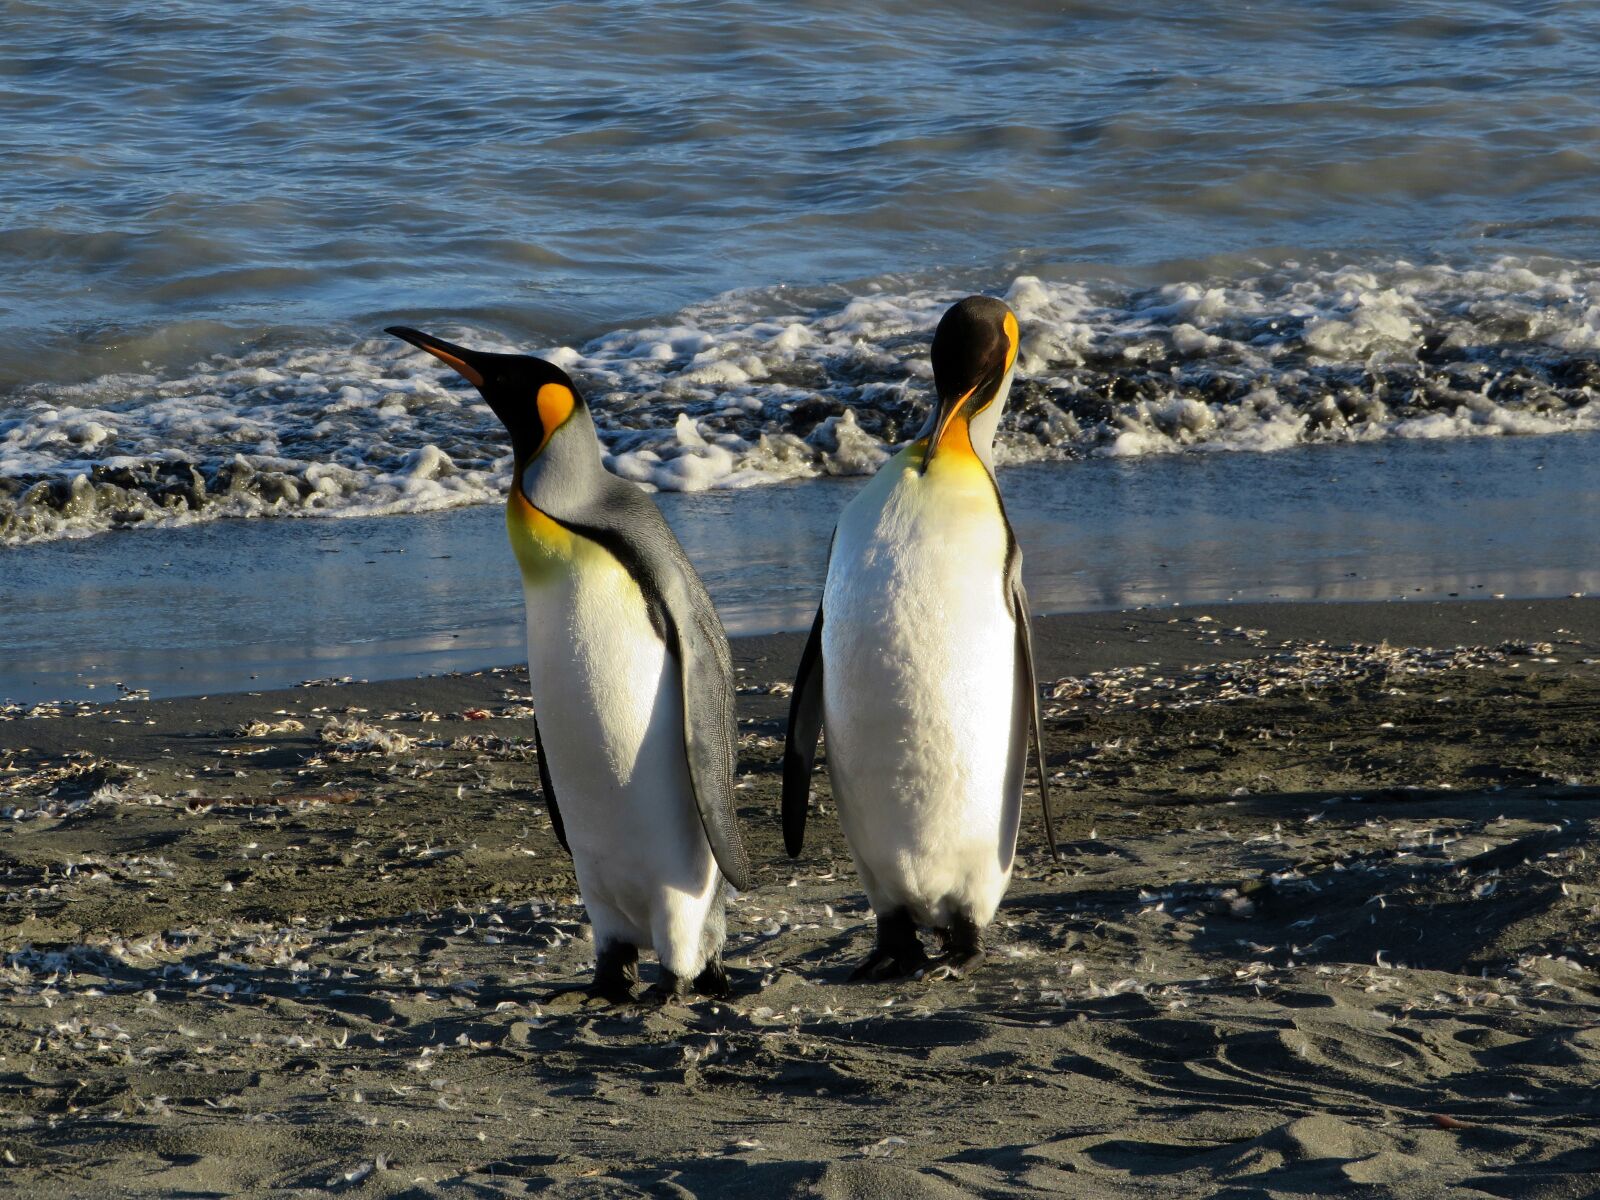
[1,0,1598,545]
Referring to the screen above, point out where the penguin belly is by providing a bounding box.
[519,535,723,979]
[821,455,1022,930]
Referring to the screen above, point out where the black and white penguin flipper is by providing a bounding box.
[781,598,826,857]
[531,716,570,855]
[1006,552,1058,859]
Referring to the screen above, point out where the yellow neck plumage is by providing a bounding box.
[922,406,979,466]
[504,382,585,583]
[506,483,577,584]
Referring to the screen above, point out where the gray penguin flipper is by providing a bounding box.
[1007,552,1058,859]
[556,478,753,892]
[782,599,826,857]
[671,578,753,892]
[531,715,570,856]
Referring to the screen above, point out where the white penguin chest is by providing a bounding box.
[505,493,684,806]
[822,452,1017,781]
[819,450,1023,920]
[522,559,671,788]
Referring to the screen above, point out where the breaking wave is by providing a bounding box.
[2,255,1597,546]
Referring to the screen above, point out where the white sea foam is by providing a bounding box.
[1,256,1596,545]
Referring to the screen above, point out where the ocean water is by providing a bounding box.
[4,430,1596,702]
[3,0,1599,546]
[2,1,1599,697]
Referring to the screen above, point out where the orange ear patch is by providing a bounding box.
[534,383,576,455]
[1003,311,1019,372]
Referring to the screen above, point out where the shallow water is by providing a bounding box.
[4,257,1598,546]
[4,432,1596,702]
[3,1,1599,546]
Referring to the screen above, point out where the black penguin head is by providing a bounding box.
[923,295,1020,470]
[385,326,582,466]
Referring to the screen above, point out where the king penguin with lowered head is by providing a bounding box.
[783,295,1057,981]
[388,327,751,1003]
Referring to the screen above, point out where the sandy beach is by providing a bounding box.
[3,597,1597,1197]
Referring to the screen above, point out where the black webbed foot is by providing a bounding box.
[644,969,690,1006]
[927,910,985,981]
[848,908,930,981]
[586,940,640,1004]
[692,958,731,999]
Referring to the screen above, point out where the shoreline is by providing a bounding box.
[6,594,1598,717]
[6,429,1600,704]
[3,595,1598,1196]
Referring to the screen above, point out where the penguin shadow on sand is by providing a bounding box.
[1000,781,1595,988]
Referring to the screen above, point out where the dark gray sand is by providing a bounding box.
[3,599,1598,1197]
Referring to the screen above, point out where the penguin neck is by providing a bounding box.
[919,369,1011,476]
[516,403,608,520]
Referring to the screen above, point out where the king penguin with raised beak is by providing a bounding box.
[782,295,1057,981]
[387,327,751,1003]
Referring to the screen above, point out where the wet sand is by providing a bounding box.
[3,598,1598,1197]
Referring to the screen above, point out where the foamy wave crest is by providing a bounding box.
[2,256,1597,544]
[0,343,516,545]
